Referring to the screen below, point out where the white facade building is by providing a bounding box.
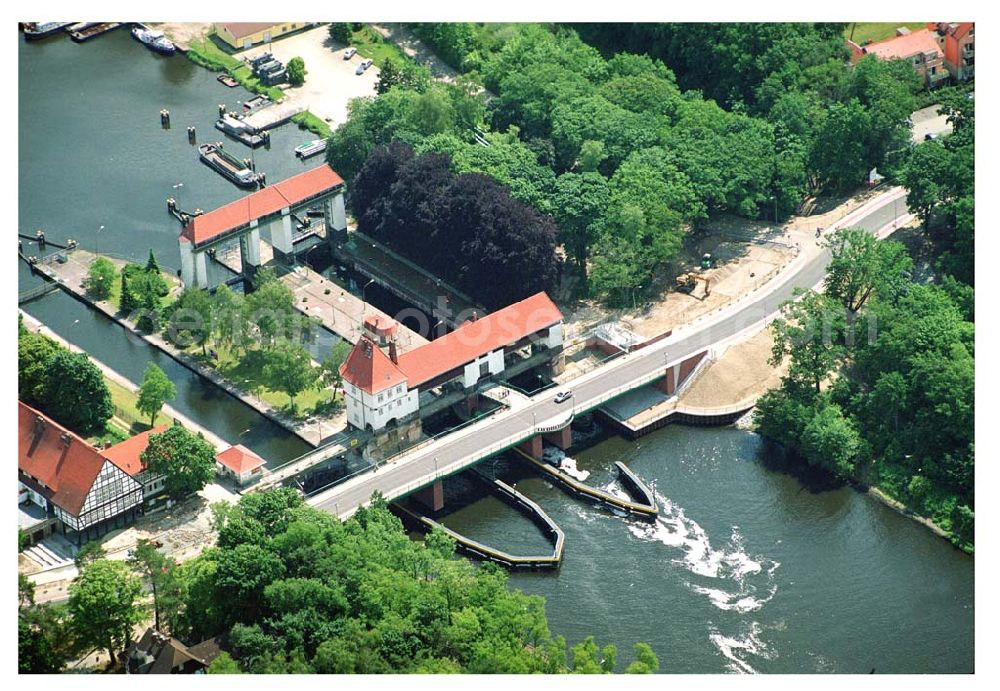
[340,292,564,433]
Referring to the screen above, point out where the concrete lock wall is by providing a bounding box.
[179,239,195,288]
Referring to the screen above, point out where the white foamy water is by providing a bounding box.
[600,481,630,502]
[559,457,590,482]
[708,621,774,674]
[625,488,780,616]
[541,446,592,481]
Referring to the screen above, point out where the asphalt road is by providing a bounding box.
[311,190,907,518]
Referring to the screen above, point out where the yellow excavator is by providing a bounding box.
[675,272,711,300]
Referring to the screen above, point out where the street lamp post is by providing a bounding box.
[361,278,375,318]
[96,224,105,256]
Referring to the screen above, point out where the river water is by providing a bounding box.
[18,30,974,673]
[445,424,974,673]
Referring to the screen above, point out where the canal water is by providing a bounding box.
[18,30,325,464]
[19,30,974,673]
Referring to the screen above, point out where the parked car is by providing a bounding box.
[554,390,573,404]
[355,58,373,75]
[343,47,357,59]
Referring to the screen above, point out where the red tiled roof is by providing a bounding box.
[219,23,282,40]
[953,22,974,39]
[102,425,169,476]
[18,402,107,516]
[340,337,408,395]
[364,315,398,337]
[397,292,562,388]
[863,28,943,60]
[216,444,266,474]
[180,165,344,246]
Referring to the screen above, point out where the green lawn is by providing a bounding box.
[87,377,158,447]
[351,25,410,65]
[198,343,335,420]
[844,22,930,45]
[291,111,332,139]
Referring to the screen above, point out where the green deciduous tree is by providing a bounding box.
[263,342,318,412]
[823,228,913,314]
[327,22,352,45]
[40,350,113,436]
[85,256,117,300]
[137,362,176,427]
[321,340,352,403]
[552,171,609,273]
[287,57,307,86]
[809,99,872,192]
[140,425,216,499]
[375,57,402,95]
[129,538,184,633]
[167,287,214,352]
[625,642,660,673]
[68,559,146,666]
[801,402,862,475]
[208,651,243,673]
[18,329,64,408]
[770,290,845,394]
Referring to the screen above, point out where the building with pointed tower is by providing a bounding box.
[339,292,564,433]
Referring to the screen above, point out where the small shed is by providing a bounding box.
[215,444,265,486]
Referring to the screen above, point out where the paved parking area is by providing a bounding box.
[910,102,954,142]
[237,25,380,129]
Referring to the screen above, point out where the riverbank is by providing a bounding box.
[31,249,330,446]
[864,485,954,543]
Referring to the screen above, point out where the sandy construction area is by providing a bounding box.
[678,328,787,410]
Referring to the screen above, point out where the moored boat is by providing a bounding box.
[23,22,73,40]
[294,139,327,158]
[69,22,121,43]
[198,142,260,188]
[131,24,176,55]
[215,114,264,147]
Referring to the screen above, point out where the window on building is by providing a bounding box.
[930,66,937,74]
[480,361,490,377]
[377,393,383,402]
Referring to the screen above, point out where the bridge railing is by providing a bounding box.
[319,349,716,515]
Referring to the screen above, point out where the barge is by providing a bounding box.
[68,22,121,42]
[198,143,260,189]
[294,139,327,159]
[215,113,264,147]
[217,74,239,88]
